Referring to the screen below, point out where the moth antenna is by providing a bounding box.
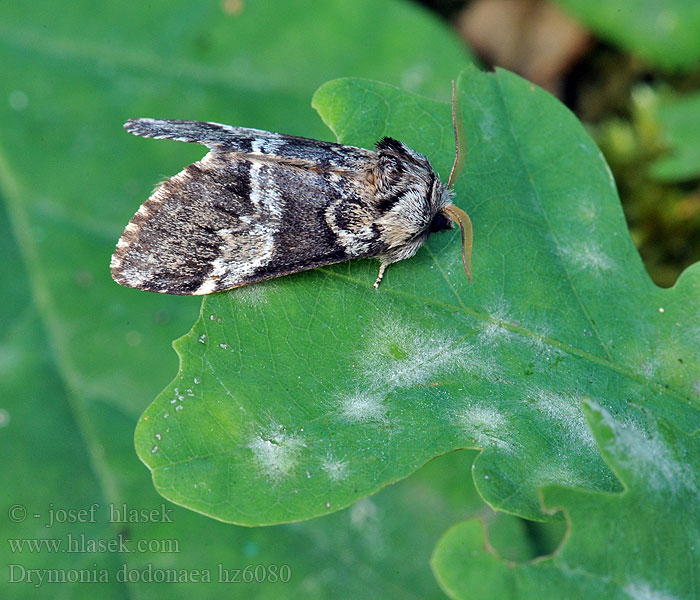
[442,204,473,283]
[447,80,467,190]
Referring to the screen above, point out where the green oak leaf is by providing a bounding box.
[650,89,700,182]
[135,66,700,525]
[431,398,700,599]
[552,0,700,71]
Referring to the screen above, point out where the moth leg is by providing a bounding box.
[373,263,388,289]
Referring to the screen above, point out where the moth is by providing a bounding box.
[111,83,473,295]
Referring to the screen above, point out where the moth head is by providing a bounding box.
[371,139,452,264]
[372,81,473,282]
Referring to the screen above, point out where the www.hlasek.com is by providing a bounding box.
[8,533,178,555]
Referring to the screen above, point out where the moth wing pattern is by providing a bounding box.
[111,119,388,295]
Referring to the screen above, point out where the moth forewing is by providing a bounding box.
[111,138,381,295]
[113,104,473,295]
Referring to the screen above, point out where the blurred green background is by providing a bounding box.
[2,0,698,597]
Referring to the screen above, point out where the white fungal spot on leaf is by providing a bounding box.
[322,456,349,481]
[340,392,386,423]
[638,357,660,379]
[596,404,697,495]
[534,460,590,489]
[563,242,614,273]
[477,300,514,346]
[532,389,595,449]
[576,199,598,224]
[624,579,678,600]
[233,282,276,307]
[454,405,513,451]
[359,316,490,389]
[249,428,306,482]
[525,332,564,366]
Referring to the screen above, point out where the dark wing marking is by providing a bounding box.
[111,151,387,295]
[124,118,374,171]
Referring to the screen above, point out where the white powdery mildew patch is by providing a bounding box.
[576,198,598,225]
[454,405,513,451]
[233,282,275,307]
[477,300,513,347]
[597,406,698,496]
[532,389,596,449]
[562,241,615,273]
[693,380,700,398]
[618,340,660,381]
[534,460,590,489]
[638,357,660,379]
[522,321,565,365]
[525,320,553,349]
[476,105,499,142]
[248,428,306,483]
[322,456,349,481]
[359,316,492,389]
[478,321,511,347]
[624,580,678,600]
[340,392,386,423]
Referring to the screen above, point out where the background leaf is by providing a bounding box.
[431,399,700,599]
[551,0,700,70]
[136,66,700,526]
[650,89,700,182]
[0,0,479,597]
[1,181,125,598]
